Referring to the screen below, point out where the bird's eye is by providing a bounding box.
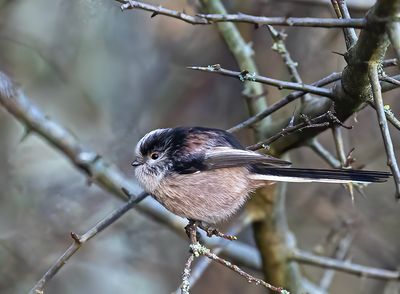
[150,152,159,160]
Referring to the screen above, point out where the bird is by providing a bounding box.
[132,127,390,224]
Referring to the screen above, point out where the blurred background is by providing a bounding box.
[0,0,399,293]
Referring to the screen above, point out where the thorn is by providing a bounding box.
[70,232,81,244]
[121,187,132,198]
[332,51,346,57]
[355,185,367,198]
[86,177,93,187]
[19,128,32,143]
[287,106,297,127]
[151,11,158,18]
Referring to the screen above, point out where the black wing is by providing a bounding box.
[203,147,291,170]
[169,127,291,174]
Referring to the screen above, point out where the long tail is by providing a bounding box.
[249,167,391,184]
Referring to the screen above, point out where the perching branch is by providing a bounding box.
[118,0,365,28]
[175,215,251,293]
[181,221,287,293]
[29,191,147,294]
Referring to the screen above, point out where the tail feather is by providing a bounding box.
[249,167,391,184]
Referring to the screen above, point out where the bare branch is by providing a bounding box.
[367,101,400,131]
[387,21,400,64]
[331,0,358,48]
[380,75,400,86]
[308,139,341,168]
[117,0,366,28]
[29,192,147,294]
[228,72,341,133]
[180,254,195,294]
[319,234,353,291]
[290,248,400,281]
[332,126,347,166]
[246,110,351,151]
[227,59,396,134]
[0,71,134,201]
[188,65,333,97]
[368,63,400,199]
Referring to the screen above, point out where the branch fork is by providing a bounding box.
[180,220,287,293]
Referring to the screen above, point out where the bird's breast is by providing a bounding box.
[153,167,253,223]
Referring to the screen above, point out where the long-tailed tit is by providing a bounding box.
[132,127,390,224]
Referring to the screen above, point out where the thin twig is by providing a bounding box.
[203,250,286,292]
[367,101,400,131]
[266,25,312,105]
[188,65,334,98]
[247,110,350,151]
[368,63,400,199]
[319,234,354,291]
[331,0,358,48]
[181,254,195,294]
[308,139,341,168]
[387,21,400,65]
[382,58,398,67]
[227,72,341,133]
[380,75,400,86]
[117,0,366,28]
[332,126,347,166]
[290,248,400,280]
[29,192,147,294]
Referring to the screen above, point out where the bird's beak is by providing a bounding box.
[131,159,142,167]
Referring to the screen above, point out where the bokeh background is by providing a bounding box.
[1,0,399,293]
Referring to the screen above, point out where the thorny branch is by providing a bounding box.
[117,0,366,28]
